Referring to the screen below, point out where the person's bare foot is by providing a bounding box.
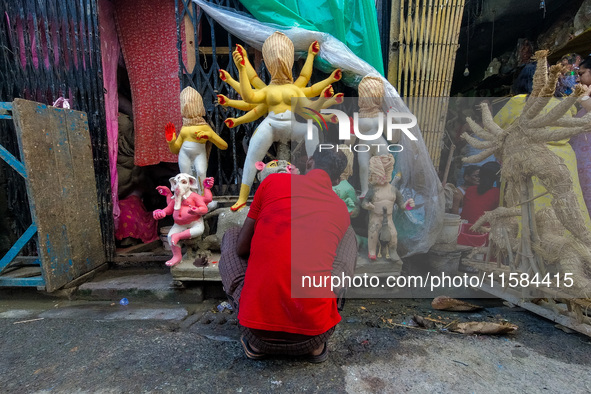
[310,343,325,356]
[305,342,328,363]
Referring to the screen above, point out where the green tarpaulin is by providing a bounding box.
[238,0,384,75]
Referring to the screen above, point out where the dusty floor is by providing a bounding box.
[1,294,590,393]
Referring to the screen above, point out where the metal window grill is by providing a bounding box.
[176,0,342,197]
[0,0,114,259]
[175,0,267,197]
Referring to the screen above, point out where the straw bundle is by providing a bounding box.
[180,86,207,126]
[471,207,520,264]
[533,208,591,291]
[369,155,395,186]
[462,50,591,247]
[358,76,384,118]
[339,144,355,181]
[262,32,294,85]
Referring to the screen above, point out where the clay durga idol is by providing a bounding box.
[218,31,344,211]
[153,173,214,267]
[165,87,228,194]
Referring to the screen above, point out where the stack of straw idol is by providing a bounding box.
[464,50,591,292]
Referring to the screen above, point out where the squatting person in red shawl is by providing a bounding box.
[218,146,357,362]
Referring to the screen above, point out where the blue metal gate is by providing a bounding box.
[0,102,43,288]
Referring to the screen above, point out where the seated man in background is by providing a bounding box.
[219,147,357,363]
[449,165,480,215]
[461,161,501,225]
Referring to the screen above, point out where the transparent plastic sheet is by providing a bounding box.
[194,0,444,256]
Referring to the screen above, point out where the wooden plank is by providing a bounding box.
[13,99,68,291]
[418,0,434,99]
[402,0,412,98]
[463,257,591,335]
[184,5,196,74]
[11,99,104,291]
[440,0,465,97]
[397,0,405,93]
[116,240,161,254]
[64,108,104,272]
[477,281,591,337]
[0,276,45,287]
[0,266,42,278]
[387,0,402,89]
[414,0,428,97]
[0,102,13,111]
[113,254,171,263]
[408,0,420,96]
[432,0,451,97]
[62,262,108,289]
[12,256,42,262]
[197,47,252,55]
[48,105,82,279]
[0,102,13,119]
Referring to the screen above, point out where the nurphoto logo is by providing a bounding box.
[303,108,418,153]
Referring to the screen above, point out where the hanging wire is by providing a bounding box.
[539,0,546,18]
[469,0,484,19]
[464,4,471,76]
[466,12,470,59]
[490,9,495,63]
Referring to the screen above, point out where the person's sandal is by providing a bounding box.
[240,335,267,360]
[304,342,328,363]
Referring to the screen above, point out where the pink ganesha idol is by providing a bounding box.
[153,173,214,267]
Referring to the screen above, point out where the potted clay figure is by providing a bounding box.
[165,86,227,194]
[362,155,414,261]
[356,76,402,199]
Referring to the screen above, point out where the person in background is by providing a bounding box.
[574,55,591,115]
[569,54,591,213]
[556,53,579,96]
[450,165,480,215]
[458,165,480,194]
[460,161,500,225]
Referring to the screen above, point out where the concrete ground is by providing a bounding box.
[1,268,590,393]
